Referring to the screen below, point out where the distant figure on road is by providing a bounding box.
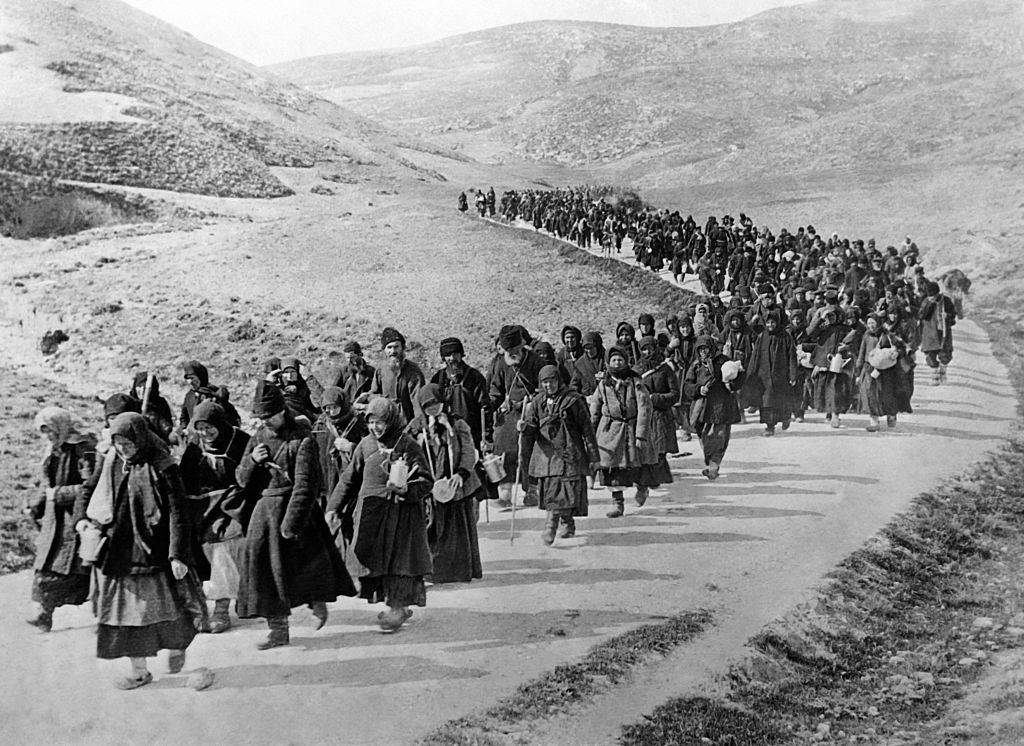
[457,191,468,212]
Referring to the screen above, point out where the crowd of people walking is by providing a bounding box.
[22,185,959,691]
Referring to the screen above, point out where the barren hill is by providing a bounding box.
[272,0,1024,185]
[0,0,462,215]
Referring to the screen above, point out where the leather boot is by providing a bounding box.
[706,462,720,481]
[606,492,625,518]
[209,598,231,634]
[309,601,328,630]
[558,515,576,539]
[257,617,289,650]
[634,485,649,507]
[541,511,558,545]
[866,416,879,433]
[26,608,53,633]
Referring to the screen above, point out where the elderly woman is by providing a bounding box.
[855,313,905,432]
[520,365,599,544]
[590,346,658,518]
[25,407,96,632]
[236,385,355,650]
[406,384,482,582]
[682,336,745,480]
[178,401,250,634]
[329,397,433,631]
[87,412,207,690]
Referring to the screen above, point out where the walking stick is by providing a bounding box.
[141,371,154,413]
[480,408,489,524]
[509,399,529,545]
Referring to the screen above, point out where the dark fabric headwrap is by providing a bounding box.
[606,345,629,364]
[497,325,523,350]
[380,327,406,349]
[280,356,300,372]
[182,360,209,386]
[342,340,362,355]
[582,331,603,348]
[439,337,464,357]
[638,313,655,328]
[191,400,227,432]
[538,364,560,382]
[130,371,160,397]
[533,341,555,363]
[638,335,657,350]
[765,310,784,329]
[321,386,348,410]
[104,393,140,418]
[615,321,635,339]
[365,396,405,445]
[560,325,582,344]
[416,383,445,410]
[253,383,286,419]
[695,335,717,353]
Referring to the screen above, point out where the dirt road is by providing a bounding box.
[0,251,1013,745]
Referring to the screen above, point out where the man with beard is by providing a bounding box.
[430,337,489,448]
[487,325,544,508]
[337,341,375,404]
[236,385,355,649]
[519,365,600,544]
[368,327,425,422]
[747,311,799,436]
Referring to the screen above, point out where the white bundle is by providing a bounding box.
[721,360,744,382]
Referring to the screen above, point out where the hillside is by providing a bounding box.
[271,0,1024,181]
[0,0,463,227]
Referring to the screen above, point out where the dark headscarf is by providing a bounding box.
[415,383,445,411]
[104,393,140,419]
[110,412,171,467]
[253,382,286,419]
[183,360,209,386]
[365,396,405,446]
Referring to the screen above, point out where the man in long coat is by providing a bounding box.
[369,327,425,422]
[747,311,799,436]
[918,280,957,385]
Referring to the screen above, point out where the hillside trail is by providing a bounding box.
[0,220,1016,746]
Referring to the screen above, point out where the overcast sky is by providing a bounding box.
[122,0,810,65]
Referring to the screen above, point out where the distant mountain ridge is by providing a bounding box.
[0,0,461,200]
[270,0,1024,186]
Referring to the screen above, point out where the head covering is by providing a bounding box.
[416,383,445,411]
[342,340,362,355]
[191,400,228,435]
[182,360,209,386]
[533,341,555,363]
[439,337,464,357]
[365,396,404,444]
[615,321,635,339]
[824,288,839,303]
[764,309,784,329]
[638,335,657,350]
[130,371,160,397]
[638,313,655,328]
[280,356,301,372]
[253,383,286,419]
[560,325,582,345]
[321,386,349,410]
[380,327,406,349]
[109,411,167,466]
[104,393,140,419]
[606,345,629,364]
[582,331,603,349]
[538,365,560,383]
[497,325,523,350]
[724,308,747,328]
[694,335,717,353]
[35,406,88,446]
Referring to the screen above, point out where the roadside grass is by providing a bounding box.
[420,610,712,745]
[617,303,1024,745]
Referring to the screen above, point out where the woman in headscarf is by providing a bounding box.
[88,412,208,690]
[747,310,799,436]
[25,407,96,632]
[405,385,482,582]
[614,321,640,367]
[521,366,599,543]
[313,386,367,507]
[178,401,250,634]
[809,306,854,428]
[329,396,433,631]
[235,385,355,650]
[682,336,745,480]
[855,313,905,431]
[671,314,698,442]
[634,336,678,486]
[128,371,174,442]
[590,346,658,518]
[569,331,606,398]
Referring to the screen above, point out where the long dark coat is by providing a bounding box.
[488,350,544,456]
[918,294,957,354]
[31,438,96,575]
[521,389,599,479]
[635,357,680,455]
[747,329,799,411]
[235,420,355,618]
[682,354,744,426]
[329,433,433,583]
[430,363,490,447]
[311,411,367,506]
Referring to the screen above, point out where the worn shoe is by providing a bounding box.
[309,602,328,630]
[522,490,539,508]
[558,517,576,539]
[706,463,720,481]
[606,499,624,518]
[781,420,791,431]
[209,599,231,634]
[256,631,289,650]
[830,417,841,429]
[378,607,407,631]
[495,497,513,509]
[763,427,775,437]
[634,486,649,507]
[26,611,52,633]
[887,415,897,429]
[168,650,186,674]
[113,671,153,690]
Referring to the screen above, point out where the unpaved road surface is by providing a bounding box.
[0,300,1013,746]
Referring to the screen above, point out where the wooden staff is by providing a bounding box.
[480,408,489,524]
[509,398,529,545]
